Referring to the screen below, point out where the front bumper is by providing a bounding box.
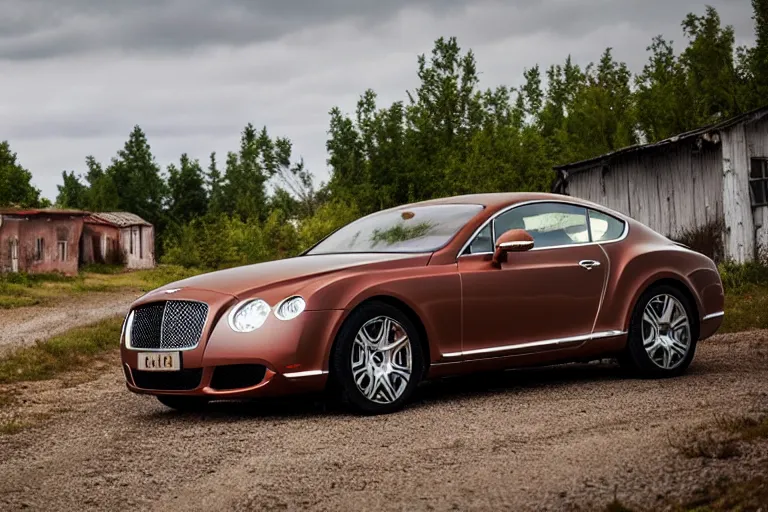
[120,290,345,398]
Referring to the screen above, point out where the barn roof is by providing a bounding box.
[553,105,768,175]
[88,212,152,227]
[0,208,89,216]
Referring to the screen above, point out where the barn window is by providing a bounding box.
[749,158,768,207]
[57,241,68,262]
[35,238,44,261]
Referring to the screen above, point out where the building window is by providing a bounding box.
[750,158,768,207]
[35,238,44,261]
[57,241,67,262]
[129,228,134,255]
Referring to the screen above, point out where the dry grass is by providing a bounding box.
[0,264,201,310]
[0,317,124,384]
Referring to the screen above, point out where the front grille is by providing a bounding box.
[131,368,204,391]
[130,300,209,350]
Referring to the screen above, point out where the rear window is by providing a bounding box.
[307,204,484,254]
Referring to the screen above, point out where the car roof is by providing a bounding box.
[404,192,609,212]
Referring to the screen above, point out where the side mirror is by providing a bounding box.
[492,229,534,267]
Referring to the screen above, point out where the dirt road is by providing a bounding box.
[0,291,139,355]
[0,332,766,511]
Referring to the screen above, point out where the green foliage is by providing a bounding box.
[0,141,45,208]
[167,153,208,224]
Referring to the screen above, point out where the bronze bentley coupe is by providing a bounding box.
[120,193,724,414]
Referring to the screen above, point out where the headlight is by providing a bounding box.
[228,299,271,332]
[123,310,135,347]
[275,296,306,321]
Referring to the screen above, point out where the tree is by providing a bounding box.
[206,152,226,215]
[635,36,696,142]
[167,153,208,224]
[106,125,167,227]
[83,155,119,212]
[56,171,88,209]
[0,141,45,208]
[739,0,768,108]
[222,124,275,221]
[681,7,741,124]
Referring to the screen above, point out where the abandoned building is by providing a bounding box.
[81,212,155,269]
[552,106,768,263]
[0,209,154,275]
[0,209,88,275]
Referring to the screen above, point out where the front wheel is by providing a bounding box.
[331,302,425,415]
[621,285,698,378]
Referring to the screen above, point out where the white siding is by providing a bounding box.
[745,116,768,258]
[120,225,155,269]
[566,142,723,239]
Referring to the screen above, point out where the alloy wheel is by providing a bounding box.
[351,315,412,404]
[642,294,691,370]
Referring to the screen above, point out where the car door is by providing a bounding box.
[457,202,608,359]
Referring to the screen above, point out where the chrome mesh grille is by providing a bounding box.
[130,300,208,350]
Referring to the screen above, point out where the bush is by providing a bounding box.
[672,219,725,263]
[161,200,361,270]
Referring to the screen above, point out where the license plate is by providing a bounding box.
[137,352,181,371]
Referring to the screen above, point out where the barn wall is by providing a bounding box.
[81,223,121,265]
[3,216,85,275]
[120,225,155,269]
[744,116,768,258]
[565,142,723,238]
[0,217,21,272]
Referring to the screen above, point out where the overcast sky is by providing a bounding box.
[1,0,755,201]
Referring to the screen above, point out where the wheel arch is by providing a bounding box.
[627,276,701,340]
[329,295,432,378]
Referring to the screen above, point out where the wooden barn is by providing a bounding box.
[552,106,768,263]
[82,212,155,269]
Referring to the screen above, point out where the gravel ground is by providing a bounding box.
[0,331,767,511]
[0,292,138,355]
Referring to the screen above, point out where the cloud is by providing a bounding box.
[0,0,756,200]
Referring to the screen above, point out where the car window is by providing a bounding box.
[494,203,590,249]
[466,224,493,254]
[588,209,626,242]
[306,204,484,254]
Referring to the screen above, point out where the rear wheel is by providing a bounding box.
[331,302,425,415]
[156,395,209,412]
[621,285,698,377]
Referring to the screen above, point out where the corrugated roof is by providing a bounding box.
[88,212,152,227]
[0,208,89,216]
[553,105,768,174]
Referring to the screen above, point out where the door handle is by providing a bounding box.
[579,260,601,270]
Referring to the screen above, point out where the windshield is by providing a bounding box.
[306,204,484,255]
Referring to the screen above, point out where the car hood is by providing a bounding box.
[151,252,430,299]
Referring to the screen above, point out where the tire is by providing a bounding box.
[330,301,425,415]
[156,395,209,412]
[621,284,698,378]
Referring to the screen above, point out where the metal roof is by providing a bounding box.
[553,105,768,174]
[88,212,152,227]
[0,208,89,216]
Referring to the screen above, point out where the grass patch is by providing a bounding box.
[0,317,123,384]
[0,417,27,435]
[677,475,768,511]
[720,285,768,333]
[0,264,202,310]
[668,412,768,461]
